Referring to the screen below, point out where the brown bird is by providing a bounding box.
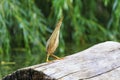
[46,17,63,62]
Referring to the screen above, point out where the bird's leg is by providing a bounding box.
[46,54,50,62]
[51,54,61,59]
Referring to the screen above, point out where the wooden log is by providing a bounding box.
[2,41,120,80]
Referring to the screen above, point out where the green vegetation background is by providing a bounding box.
[0,0,120,78]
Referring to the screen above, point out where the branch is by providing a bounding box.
[2,41,120,80]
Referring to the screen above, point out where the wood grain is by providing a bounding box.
[2,41,120,80]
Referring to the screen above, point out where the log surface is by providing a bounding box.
[2,41,120,80]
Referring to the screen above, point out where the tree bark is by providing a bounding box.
[2,41,120,80]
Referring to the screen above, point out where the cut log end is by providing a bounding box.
[2,69,56,80]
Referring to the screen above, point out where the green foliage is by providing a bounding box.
[0,0,120,78]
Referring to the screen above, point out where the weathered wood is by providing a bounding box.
[2,41,120,80]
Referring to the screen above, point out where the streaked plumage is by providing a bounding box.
[46,17,63,62]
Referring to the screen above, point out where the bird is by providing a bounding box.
[46,17,63,62]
